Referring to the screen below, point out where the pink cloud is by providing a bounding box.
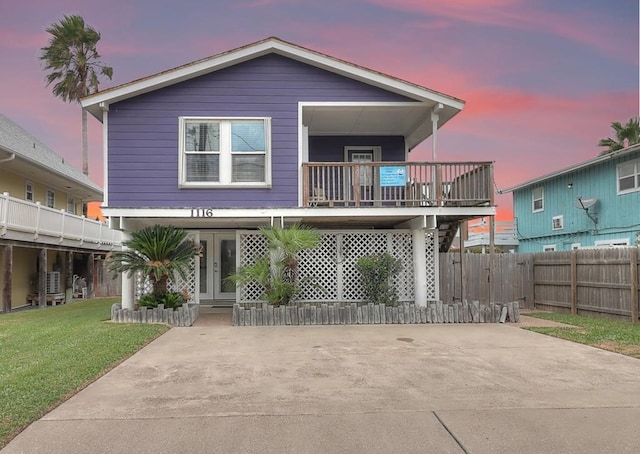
[364,0,637,64]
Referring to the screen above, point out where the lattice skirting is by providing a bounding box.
[133,229,438,305]
[232,301,521,326]
[238,229,436,304]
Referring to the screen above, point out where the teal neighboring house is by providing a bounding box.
[502,144,640,252]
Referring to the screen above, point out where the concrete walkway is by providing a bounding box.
[3,321,640,453]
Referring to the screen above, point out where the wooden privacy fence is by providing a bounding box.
[440,248,640,322]
[534,248,639,321]
[439,252,534,309]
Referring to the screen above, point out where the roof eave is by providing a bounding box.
[502,143,640,193]
[81,37,465,122]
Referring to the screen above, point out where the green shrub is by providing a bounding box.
[356,253,403,306]
[138,291,186,310]
[228,224,322,306]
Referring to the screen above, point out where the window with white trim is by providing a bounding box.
[67,196,76,214]
[46,189,55,208]
[179,117,270,186]
[25,181,34,201]
[552,215,563,230]
[543,244,556,252]
[595,238,630,248]
[571,243,581,250]
[617,158,640,194]
[532,187,544,212]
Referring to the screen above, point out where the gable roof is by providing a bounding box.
[81,37,465,123]
[501,143,640,193]
[0,113,102,200]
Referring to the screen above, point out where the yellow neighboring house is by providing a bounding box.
[0,113,122,312]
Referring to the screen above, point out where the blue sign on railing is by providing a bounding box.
[379,166,407,187]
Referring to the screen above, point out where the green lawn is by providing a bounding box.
[525,312,640,359]
[0,298,169,448]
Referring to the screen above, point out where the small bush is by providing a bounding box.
[138,291,186,310]
[356,253,403,306]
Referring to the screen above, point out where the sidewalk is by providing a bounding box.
[3,323,640,453]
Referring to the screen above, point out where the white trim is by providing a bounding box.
[178,116,271,187]
[344,145,382,162]
[595,238,630,247]
[297,103,304,207]
[45,188,55,208]
[82,38,465,120]
[102,110,109,206]
[503,143,640,193]
[25,180,33,202]
[66,195,76,214]
[532,187,544,213]
[616,157,640,195]
[101,205,496,219]
[571,243,581,250]
[543,244,556,252]
[552,215,563,231]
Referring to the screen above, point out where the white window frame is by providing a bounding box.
[595,238,630,248]
[67,195,76,214]
[543,244,556,252]
[25,181,34,202]
[617,158,640,194]
[178,116,272,188]
[552,215,563,231]
[532,187,544,212]
[46,189,55,208]
[571,243,581,250]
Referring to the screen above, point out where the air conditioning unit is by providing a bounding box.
[46,271,61,294]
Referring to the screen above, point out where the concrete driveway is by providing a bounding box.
[3,320,640,453]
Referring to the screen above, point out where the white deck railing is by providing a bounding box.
[0,192,122,250]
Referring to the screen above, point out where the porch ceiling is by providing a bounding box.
[3,156,102,201]
[302,104,456,150]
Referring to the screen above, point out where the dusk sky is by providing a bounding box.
[1,0,638,219]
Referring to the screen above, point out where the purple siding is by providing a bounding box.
[309,136,405,162]
[107,54,413,208]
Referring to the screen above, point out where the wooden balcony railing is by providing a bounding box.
[302,161,494,208]
[0,192,122,250]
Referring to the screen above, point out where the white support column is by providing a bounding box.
[431,103,443,162]
[122,269,135,310]
[413,228,427,307]
[120,231,135,310]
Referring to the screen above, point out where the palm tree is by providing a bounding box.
[229,224,321,305]
[598,117,640,155]
[40,14,113,176]
[109,225,200,297]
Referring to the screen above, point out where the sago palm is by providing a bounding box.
[109,225,200,297]
[229,224,321,305]
[40,14,113,176]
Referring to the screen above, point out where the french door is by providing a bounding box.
[199,233,237,304]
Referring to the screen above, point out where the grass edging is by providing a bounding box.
[524,312,640,359]
[0,298,169,448]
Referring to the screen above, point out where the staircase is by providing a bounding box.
[438,220,460,252]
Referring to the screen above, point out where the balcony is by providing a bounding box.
[0,192,122,251]
[302,161,494,208]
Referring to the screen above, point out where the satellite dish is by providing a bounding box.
[576,197,598,210]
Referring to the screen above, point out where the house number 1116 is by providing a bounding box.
[191,208,214,217]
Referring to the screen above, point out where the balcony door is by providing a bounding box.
[199,233,237,305]
[344,146,381,205]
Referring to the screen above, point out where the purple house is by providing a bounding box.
[82,37,495,309]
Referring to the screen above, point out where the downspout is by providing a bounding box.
[0,153,16,163]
